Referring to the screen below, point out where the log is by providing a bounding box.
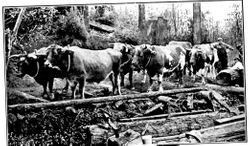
[119,110,212,122]
[203,83,244,94]
[153,120,245,143]
[9,90,49,103]
[119,112,230,142]
[196,90,239,114]
[209,90,240,115]
[214,114,245,125]
[143,103,164,116]
[6,8,26,65]
[9,87,206,111]
[108,129,141,146]
[157,96,181,112]
[89,21,114,33]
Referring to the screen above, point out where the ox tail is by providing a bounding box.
[32,61,40,78]
[67,54,71,72]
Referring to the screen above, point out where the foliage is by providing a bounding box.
[224,4,243,47]
[55,8,89,47]
[89,5,117,26]
[114,10,141,45]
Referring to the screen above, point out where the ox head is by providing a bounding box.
[13,50,43,78]
[44,44,74,72]
[131,44,156,71]
[120,45,135,65]
[189,46,206,74]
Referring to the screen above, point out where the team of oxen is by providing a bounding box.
[12,40,233,100]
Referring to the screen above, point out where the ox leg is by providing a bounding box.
[109,74,115,92]
[147,77,154,92]
[158,74,164,92]
[42,83,49,99]
[114,72,121,95]
[129,70,134,89]
[211,64,217,80]
[62,79,69,93]
[48,78,55,100]
[142,70,147,83]
[120,73,125,87]
[78,77,86,99]
[201,68,206,85]
[70,81,78,99]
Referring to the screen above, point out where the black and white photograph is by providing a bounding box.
[3,0,246,145]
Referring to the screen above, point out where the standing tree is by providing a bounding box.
[193,2,201,44]
[138,4,145,31]
[172,4,177,36]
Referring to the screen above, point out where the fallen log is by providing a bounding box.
[119,109,212,122]
[9,90,49,104]
[196,90,239,115]
[153,120,245,143]
[203,83,244,94]
[213,114,245,125]
[89,21,115,33]
[209,90,240,115]
[143,103,164,116]
[9,87,206,111]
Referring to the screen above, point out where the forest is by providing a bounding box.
[5,1,245,146]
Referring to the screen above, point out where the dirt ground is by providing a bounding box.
[7,70,245,145]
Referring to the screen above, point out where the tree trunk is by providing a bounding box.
[153,120,245,143]
[172,4,177,36]
[8,87,206,112]
[138,4,145,31]
[119,110,212,122]
[193,3,201,44]
[83,5,89,30]
[6,7,26,63]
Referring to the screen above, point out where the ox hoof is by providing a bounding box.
[42,93,49,100]
[50,93,55,101]
[147,89,153,93]
[159,89,164,92]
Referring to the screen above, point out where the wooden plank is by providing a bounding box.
[214,114,245,125]
[89,21,114,33]
[9,90,49,103]
[8,87,206,112]
[119,110,212,122]
[153,120,245,143]
[204,83,244,94]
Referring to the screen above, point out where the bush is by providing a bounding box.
[55,8,89,47]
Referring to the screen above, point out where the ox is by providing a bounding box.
[13,48,67,99]
[44,45,122,99]
[132,44,186,92]
[189,44,219,84]
[168,41,193,75]
[112,43,135,89]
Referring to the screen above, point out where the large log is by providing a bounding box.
[214,114,245,125]
[119,110,212,122]
[89,21,114,33]
[203,83,244,94]
[8,87,206,112]
[153,120,245,143]
[122,112,230,144]
[9,90,49,104]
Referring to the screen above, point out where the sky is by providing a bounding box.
[113,0,242,28]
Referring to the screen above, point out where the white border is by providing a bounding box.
[0,0,248,146]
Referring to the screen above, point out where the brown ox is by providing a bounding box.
[168,41,193,75]
[112,43,135,89]
[44,45,122,99]
[189,44,219,84]
[132,44,186,92]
